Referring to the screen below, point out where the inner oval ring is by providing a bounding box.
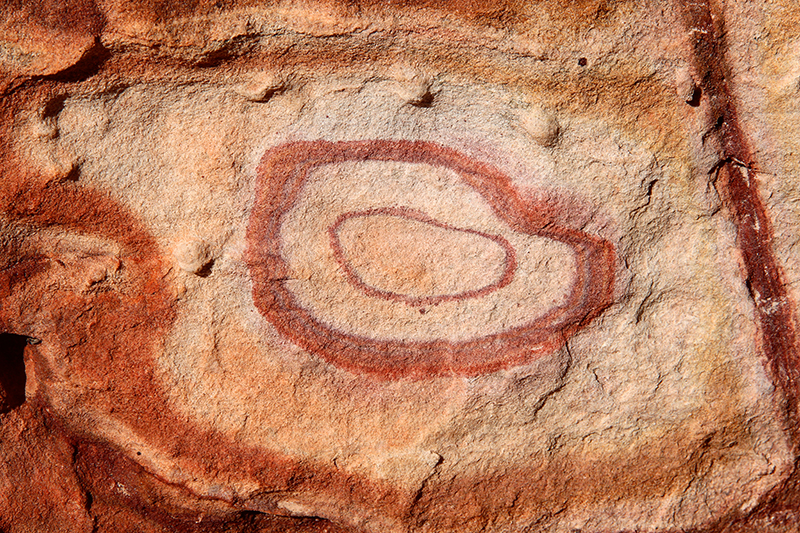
[329,206,518,307]
[245,139,616,380]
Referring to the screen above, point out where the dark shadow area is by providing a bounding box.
[686,85,702,107]
[411,90,435,108]
[195,259,215,278]
[43,38,111,83]
[0,333,27,412]
[42,94,67,118]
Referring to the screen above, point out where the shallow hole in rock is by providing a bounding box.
[411,90,435,108]
[686,85,702,107]
[0,333,28,412]
[63,163,82,182]
[195,258,215,278]
[42,94,67,119]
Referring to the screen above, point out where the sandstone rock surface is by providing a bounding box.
[1,1,800,532]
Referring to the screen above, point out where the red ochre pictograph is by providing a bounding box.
[246,139,616,380]
[329,206,518,307]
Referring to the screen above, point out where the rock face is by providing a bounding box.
[1,1,800,532]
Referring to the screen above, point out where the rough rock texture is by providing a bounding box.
[1,1,800,532]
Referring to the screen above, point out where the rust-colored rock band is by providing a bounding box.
[681,0,800,435]
[679,0,800,528]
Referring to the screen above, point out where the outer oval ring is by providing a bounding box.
[246,139,616,380]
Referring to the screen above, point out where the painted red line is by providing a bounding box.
[246,139,615,380]
[328,206,518,307]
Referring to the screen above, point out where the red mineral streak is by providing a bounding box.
[682,0,800,441]
[0,171,403,531]
[328,206,517,307]
[246,139,616,380]
[677,0,800,530]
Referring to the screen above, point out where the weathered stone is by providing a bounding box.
[1,1,800,532]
